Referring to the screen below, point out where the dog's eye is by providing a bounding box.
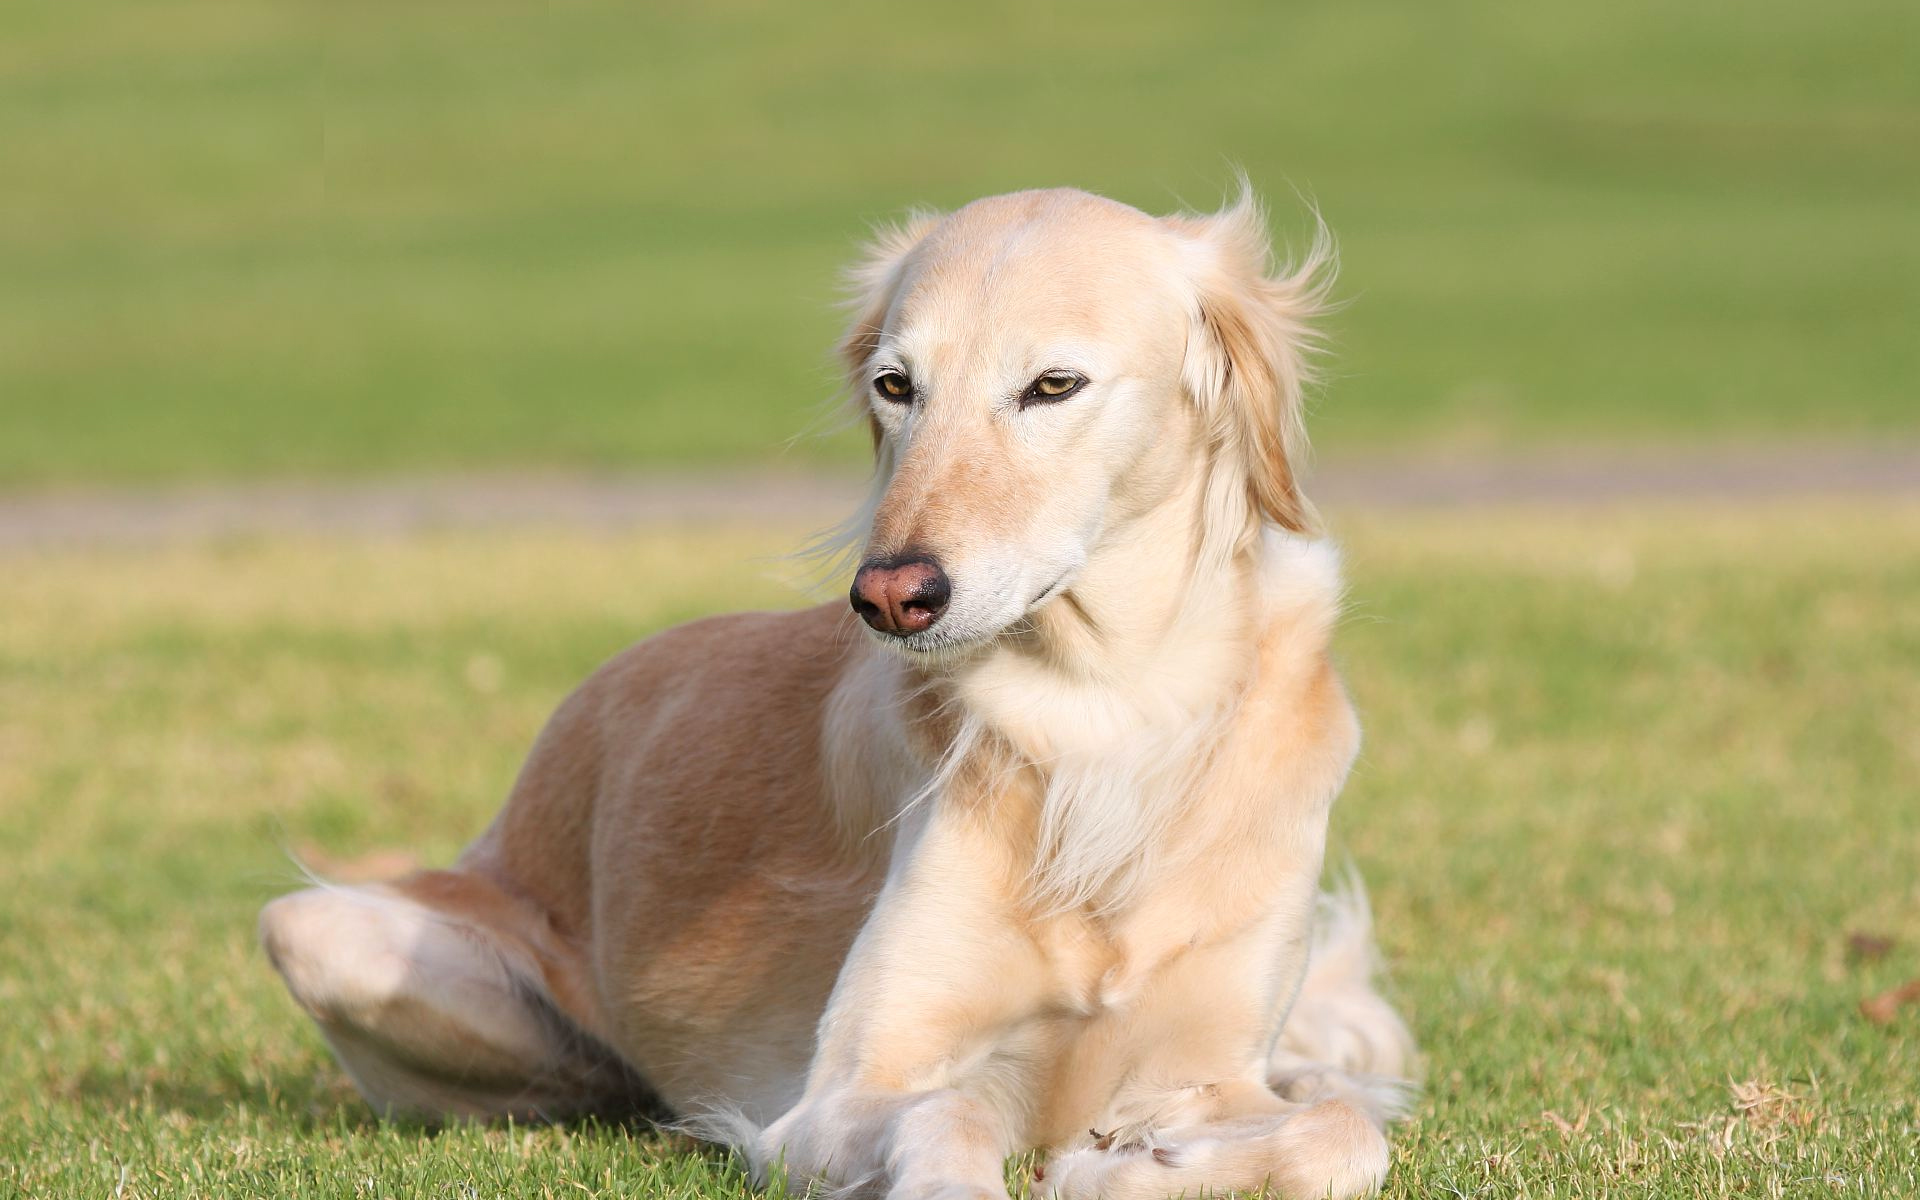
[873,372,914,402]
[1022,372,1086,406]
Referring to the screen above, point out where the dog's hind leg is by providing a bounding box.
[259,870,648,1121]
[1266,884,1419,1125]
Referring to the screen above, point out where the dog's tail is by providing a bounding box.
[1268,875,1420,1127]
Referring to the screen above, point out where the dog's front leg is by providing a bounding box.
[1040,890,1392,1200]
[760,791,1051,1200]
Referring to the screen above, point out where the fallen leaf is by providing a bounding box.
[1846,932,1895,963]
[1860,978,1920,1025]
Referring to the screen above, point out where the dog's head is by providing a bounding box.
[840,186,1330,654]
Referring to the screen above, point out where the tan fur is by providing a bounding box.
[260,186,1416,1199]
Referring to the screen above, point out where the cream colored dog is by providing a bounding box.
[259,186,1417,1200]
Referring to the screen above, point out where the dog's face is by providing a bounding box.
[843,188,1327,654]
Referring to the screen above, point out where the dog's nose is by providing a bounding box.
[850,556,951,636]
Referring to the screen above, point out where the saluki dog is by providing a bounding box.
[261,186,1417,1200]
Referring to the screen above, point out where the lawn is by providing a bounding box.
[2,501,1915,1197]
[2,0,1917,485]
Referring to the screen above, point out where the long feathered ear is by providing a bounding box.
[840,211,942,449]
[1168,184,1334,537]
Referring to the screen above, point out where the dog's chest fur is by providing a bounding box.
[886,533,1353,1026]
[942,536,1339,873]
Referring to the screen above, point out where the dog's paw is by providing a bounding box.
[1037,1102,1388,1200]
[1034,1142,1151,1200]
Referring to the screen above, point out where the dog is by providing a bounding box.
[259,185,1417,1200]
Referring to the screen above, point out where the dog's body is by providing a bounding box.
[261,188,1416,1199]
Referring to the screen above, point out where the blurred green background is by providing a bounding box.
[4,0,1915,486]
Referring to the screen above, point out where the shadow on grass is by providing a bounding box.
[64,1062,375,1131]
[66,1059,681,1141]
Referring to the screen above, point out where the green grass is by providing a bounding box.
[2,503,1916,1197]
[2,0,1917,485]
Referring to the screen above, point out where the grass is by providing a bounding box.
[2,502,1916,1197]
[2,0,1917,485]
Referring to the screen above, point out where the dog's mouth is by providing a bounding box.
[885,623,992,658]
[877,575,1073,658]
[1028,572,1071,611]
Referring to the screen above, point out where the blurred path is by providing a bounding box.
[2,444,1916,552]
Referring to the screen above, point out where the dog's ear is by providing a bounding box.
[840,211,942,450]
[1168,185,1334,536]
